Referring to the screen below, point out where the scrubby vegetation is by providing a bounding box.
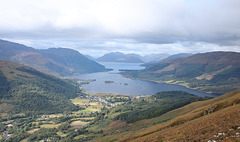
[0,61,82,115]
[113,91,209,123]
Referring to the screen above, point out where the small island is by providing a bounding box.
[105,80,114,84]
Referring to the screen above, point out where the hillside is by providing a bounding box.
[97,52,144,63]
[142,53,169,62]
[141,53,192,67]
[38,48,108,75]
[123,51,240,95]
[124,90,240,142]
[0,39,109,76]
[84,54,96,61]
[0,60,82,114]
[91,90,240,142]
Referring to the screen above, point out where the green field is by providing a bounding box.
[26,129,39,134]
[70,120,89,126]
[40,123,61,129]
[71,98,89,106]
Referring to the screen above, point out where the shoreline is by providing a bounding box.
[120,74,216,97]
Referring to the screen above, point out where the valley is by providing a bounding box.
[0,92,131,142]
[0,89,212,141]
[0,40,239,142]
[1,1,240,141]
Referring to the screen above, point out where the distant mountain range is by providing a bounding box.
[122,51,240,95]
[96,52,172,63]
[0,60,82,114]
[97,52,144,63]
[141,53,193,67]
[0,39,109,76]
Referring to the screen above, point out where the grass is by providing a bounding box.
[47,114,63,118]
[70,120,89,126]
[77,109,96,113]
[0,113,8,119]
[40,123,61,129]
[26,128,39,134]
[74,135,87,140]
[133,104,240,142]
[91,90,240,142]
[57,131,68,137]
[20,138,28,142]
[163,80,190,87]
[124,90,240,141]
[79,117,95,120]
[71,98,88,106]
[89,102,98,106]
[0,135,2,140]
[0,61,32,81]
[1,119,14,125]
[72,100,102,114]
[115,102,124,105]
[71,117,95,122]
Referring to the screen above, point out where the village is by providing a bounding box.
[0,84,148,141]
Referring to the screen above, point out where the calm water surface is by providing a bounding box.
[76,62,216,97]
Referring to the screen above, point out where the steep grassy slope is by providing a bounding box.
[127,90,240,142]
[0,39,108,76]
[82,91,210,141]
[0,60,82,115]
[92,90,240,142]
[123,51,240,95]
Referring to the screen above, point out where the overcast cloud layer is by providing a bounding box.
[0,0,240,57]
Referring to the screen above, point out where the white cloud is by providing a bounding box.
[0,0,240,56]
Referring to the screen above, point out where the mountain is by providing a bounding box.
[38,48,108,75]
[122,51,240,95]
[0,60,82,114]
[141,53,192,67]
[97,52,144,63]
[160,53,193,62]
[84,54,96,61]
[0,39,109,76]
[142,53,169,62]
[96,90,240,142]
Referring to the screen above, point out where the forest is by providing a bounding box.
[0,61,84,115]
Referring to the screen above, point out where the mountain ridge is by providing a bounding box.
[141,53,193,67]
[0,39,109,76]
[122,51,240,95]
[97,52,144,63]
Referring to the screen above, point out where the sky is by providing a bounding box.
[0,0,240,57]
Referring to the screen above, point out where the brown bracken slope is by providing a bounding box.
[122,90,240,142]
